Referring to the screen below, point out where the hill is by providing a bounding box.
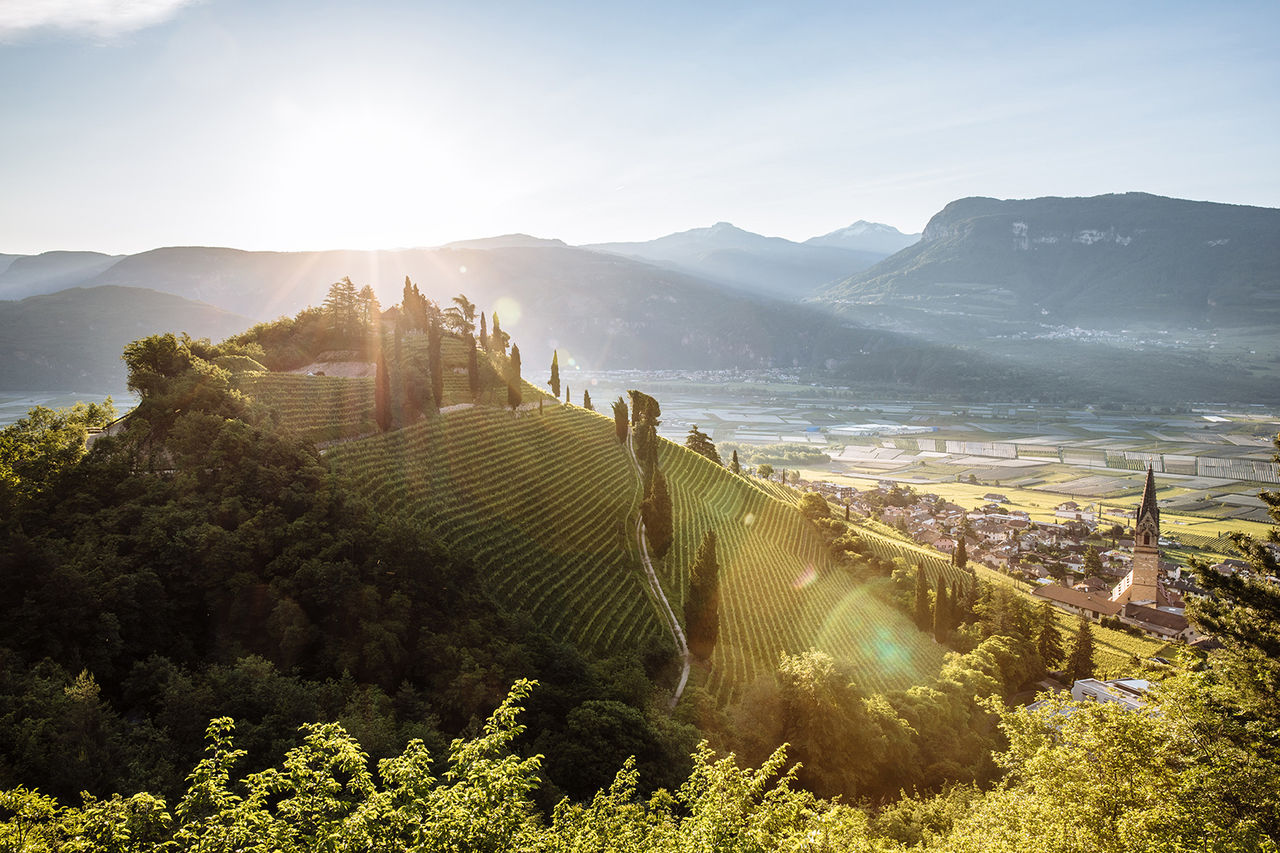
[441,233,568,250]
[585,221,886,300]
[283,397,947,702]
[232,328,946,702]
[0,285,250,391]
[0,250,121,299]
[820,193,1280,329]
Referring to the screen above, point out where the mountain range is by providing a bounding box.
[3,196,1278,404]
[818,193,1280,332]
[585,221,918,300]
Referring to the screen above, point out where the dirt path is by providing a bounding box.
[626,432,691,707]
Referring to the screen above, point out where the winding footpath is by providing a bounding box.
[626,432,691,707]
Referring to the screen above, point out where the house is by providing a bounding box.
[1033,584,1122,621]
[1071,677,1150,710]
[1120,603,1194,641]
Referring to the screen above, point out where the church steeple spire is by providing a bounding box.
[1137,466,1159,530]
[1112,466,1164,607]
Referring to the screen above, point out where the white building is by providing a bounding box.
[1071,677,1150,710]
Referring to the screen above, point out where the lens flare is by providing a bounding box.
[493,296,522,327]
[792,563,818,590]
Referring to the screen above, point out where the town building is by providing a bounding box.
[1071,677,1151,710]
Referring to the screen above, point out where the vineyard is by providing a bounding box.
[313,401,945,703]
[654,442,945,701]
[323,405,659,655]
[235,373,375,442]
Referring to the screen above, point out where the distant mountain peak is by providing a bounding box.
[441,234,567,250]
[805,221,920,255]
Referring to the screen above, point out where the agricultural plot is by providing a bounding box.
[656,444,945,702]
[326,406,662,656]
[235,373,375,442]
[324,401,945,703]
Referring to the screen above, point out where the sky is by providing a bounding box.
[1,0,1278,255]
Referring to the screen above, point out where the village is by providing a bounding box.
[794,468,1233,645]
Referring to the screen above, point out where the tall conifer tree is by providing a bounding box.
[642,469,674,559]
[1037,600,1065,670]
[1066,616,1096,682]
[374,352,391,432]
[548,351,560,398]
[612,398,628,442]
[507,345,522,410]
[583,389,592,411]
[491,313,508,355]
[686,530,721,659]
[932,577,949,642]
[730,449,740,475]
[914,566,931,630]
[467,338,479,397]
[479,311,487,350]
[428,315,444,408]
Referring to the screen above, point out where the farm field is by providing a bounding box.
[321,402,945,703]
[798,467,1272,559]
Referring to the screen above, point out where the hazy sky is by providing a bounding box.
[2,0,1278,254]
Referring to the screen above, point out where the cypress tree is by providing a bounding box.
[612,398,628,442]
[642,469,673,559]
[479,311,488,350]
[950,579,964,625]
[583,389,593,411]
[565,385,570,404]
[1037,601,1065,671]
[466,336,479,397]
[428,315,443,408]
[932,576,949,642]
[507,345,523,410]
[844,503,850,521]
[914,565,931,630]
[1066,616,1096,682]
[548,351,560,398]
[491,313,508,355]
[374,351,391,432]
[686,530,721,660]
[730,449,740,475]
[954,536,968,569]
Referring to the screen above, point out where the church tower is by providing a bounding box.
[1111,467,1163,606]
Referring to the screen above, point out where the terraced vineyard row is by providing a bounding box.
[235,373,375,441]
[1165,531,1236,551]
[656,443,945,702]
[324,406,662,656]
